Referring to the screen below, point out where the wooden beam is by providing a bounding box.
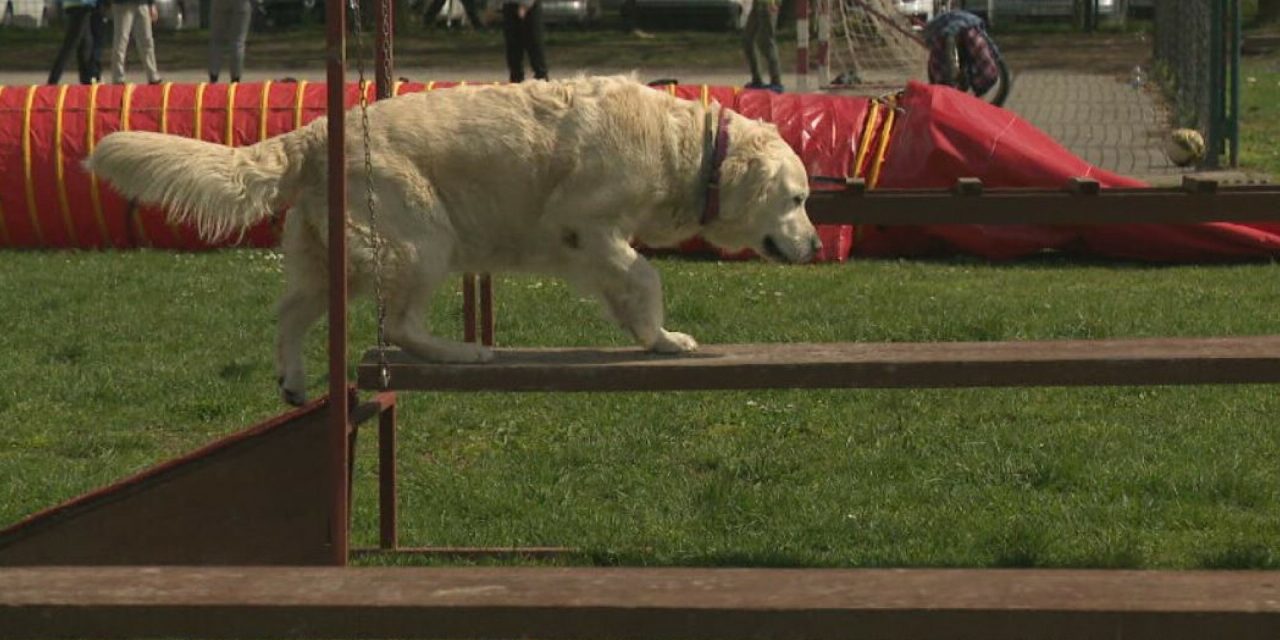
[2,566,1277,639]
[357,336,1280,392]
[806,184,1280,225]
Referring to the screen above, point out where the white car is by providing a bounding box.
[895,0,933,25]
[632,0,751,30]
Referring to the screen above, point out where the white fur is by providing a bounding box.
[85,75,821,405]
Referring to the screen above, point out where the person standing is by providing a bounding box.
[742,0,783,92]
[501,0,548,83]
[47,0,106,85]
[109,0,163,84]
[208,0,256,82]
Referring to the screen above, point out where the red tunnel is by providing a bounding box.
[2,80,1278,261]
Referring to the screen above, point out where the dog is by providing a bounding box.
[85,75,821,405]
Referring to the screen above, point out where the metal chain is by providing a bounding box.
[348,0,391,389]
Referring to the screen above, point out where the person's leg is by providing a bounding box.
[228,0,253,81]
[48,5,88,85]
[208,0,229,81]
[501,4,525,82]
[421,0,446,25]
[762,6,782,87]
[130,3,161,83]
[109,3,134,83]
[742,6,763,85]
[82,5,106,83]
[461,0,484,28]
[524,1,547,80]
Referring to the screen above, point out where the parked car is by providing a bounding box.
[154,0,198,30]
[952,0,1115,20]
[1,0,50,27]
[19,0,196,29]
[632,0,750,30]
[895,0,933,27]
[543,0,601,26]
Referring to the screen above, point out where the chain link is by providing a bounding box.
[348,0,391,390]
[1153,1,1212,133]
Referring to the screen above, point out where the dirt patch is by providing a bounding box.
[996,30,1154,78]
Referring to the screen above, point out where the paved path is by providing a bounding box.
[1001,70,1188,182]
[0,64,1229,183]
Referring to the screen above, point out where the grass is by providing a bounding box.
[1240,54,1280,176]
[2,250,1279,569]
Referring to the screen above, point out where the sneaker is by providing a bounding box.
[765,82,784,93]
[745,79,766,89]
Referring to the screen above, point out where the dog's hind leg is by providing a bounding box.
[275,282,327,406]
[383,257,495,364]
[275,214,329,406]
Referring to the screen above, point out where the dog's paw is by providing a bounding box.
[439,343,495,364]
[648,330,699,354]
[278,378,308,407]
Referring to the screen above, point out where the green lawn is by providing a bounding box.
[2,251,1278,569]
[1240,54,1280,176]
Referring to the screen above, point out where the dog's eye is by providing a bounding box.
[793,195,806,206]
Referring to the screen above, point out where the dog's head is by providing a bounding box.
[700,118,821,264]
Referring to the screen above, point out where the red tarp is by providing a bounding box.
[1,79,1278,261]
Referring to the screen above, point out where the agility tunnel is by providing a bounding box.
[1,79,1278,261]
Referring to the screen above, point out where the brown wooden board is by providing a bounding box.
[358,336,1280,392]
[0,398,340,566]
[807,185,1280,225]
[2,566,1278,639]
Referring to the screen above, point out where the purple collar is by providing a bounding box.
[701,108,731,225]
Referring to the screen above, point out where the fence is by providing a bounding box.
[1152,0,1242,167]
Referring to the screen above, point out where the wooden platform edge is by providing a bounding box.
[2,567,1279,640]
[357,336,1280,392]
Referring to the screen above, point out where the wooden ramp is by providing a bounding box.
[0,398,344,566]
[358,336,1280,392]
[2,566,1279,639]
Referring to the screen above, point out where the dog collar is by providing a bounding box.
[700,108,731,225]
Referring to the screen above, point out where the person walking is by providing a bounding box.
[208,0,257,82]
[501,0,548,83]
[742,0,783,92]
[47,0,106,85]
[109,0,163,84]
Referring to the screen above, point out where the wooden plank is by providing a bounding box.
[358,336,1280,392]
[806,185,1280,225]
[2,566,1278,639]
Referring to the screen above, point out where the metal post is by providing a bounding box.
[1229,0,1241,167]
[375,0,394,99]
[378,394,398,550]
[795,0,809,91]
[1207,0,1224,168]
[463,274,477,343]
[480,274,495,347]
[815,0,830,88]
[324,0,349,567]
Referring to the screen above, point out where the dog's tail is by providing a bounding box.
[85,120,325,241]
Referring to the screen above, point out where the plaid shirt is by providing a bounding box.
[924,11,1003,98]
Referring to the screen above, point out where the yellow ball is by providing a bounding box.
[1165,128,1206,167]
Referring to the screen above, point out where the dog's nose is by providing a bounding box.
[809,236,823,257]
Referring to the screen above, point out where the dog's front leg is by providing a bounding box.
[585,239,698,354]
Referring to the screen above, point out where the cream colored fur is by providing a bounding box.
[86,75,820,405]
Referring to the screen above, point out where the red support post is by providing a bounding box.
[324,0,349,567]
